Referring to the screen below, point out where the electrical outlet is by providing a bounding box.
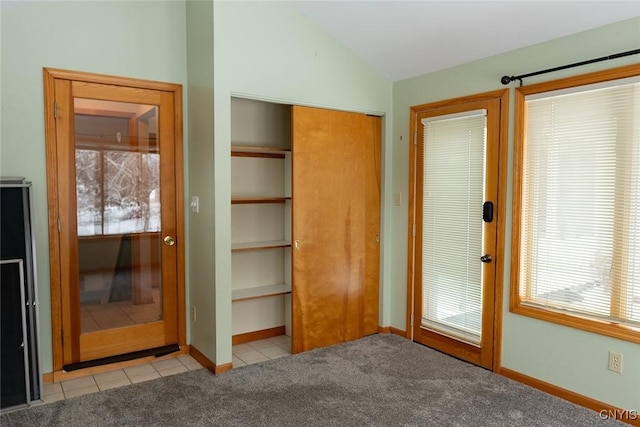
[608,351,623,373]
[191,306,197,323]
[190,196,199,213]
[394,192,402,206]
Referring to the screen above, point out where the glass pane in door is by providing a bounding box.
[421,110,486,345]
[74,98,162,334]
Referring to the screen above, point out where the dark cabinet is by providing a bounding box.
[1,177,42,410]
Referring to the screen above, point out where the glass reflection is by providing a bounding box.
[74,98,162,333]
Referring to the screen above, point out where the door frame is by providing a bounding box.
[43,68,186,376]
[406,89,509,372]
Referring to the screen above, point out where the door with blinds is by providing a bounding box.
[409,91,507,370]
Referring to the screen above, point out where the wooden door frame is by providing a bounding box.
[406,89,509,372]
[43,68,186,374]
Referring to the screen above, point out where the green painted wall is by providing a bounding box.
[185,0,216,367]
[209,1,393,365]
[0,1,188,373]
[392,17,640,410]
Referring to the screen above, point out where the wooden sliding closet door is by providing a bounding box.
[291,106,380,354]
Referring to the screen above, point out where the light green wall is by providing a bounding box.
[0,1,188,373]
[392,17,640,410]
[208,1,393,365]
[185,0,216,366]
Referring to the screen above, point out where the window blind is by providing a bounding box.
[421,110,486,345]
[520,80,640,326]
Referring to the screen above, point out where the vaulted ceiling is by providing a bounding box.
[289,1,640,81]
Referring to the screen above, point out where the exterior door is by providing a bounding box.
[44,69,184,370]
[409,91,507,370]
[291,106,380,354]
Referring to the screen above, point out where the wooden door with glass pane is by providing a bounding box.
[44,69,184,369]
[409,91,506,370]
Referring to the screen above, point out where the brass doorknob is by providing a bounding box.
[163,235,176,246]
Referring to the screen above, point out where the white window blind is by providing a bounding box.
[520,79,640,327]
[421,110,486,345]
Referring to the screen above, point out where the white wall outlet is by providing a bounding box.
[394,192,402,206]
[608,351,623,373]
[191,305,197,323]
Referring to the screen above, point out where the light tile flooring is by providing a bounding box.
[42,354,203,404]
[232,335,292,367]
[41,335,292,404]
[80,273,161,333]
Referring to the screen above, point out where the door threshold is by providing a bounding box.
[63,344,180,372]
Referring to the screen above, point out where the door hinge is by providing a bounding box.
[413,131,417,145]
[54,102,58,119]
[410,315,414,327]
[412,223,416,237]
[57,217,61,232]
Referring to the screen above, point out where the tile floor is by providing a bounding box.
[232,335,292,367]
[42,354,203,404]
[80,274,161,333]
[41,335,292,404]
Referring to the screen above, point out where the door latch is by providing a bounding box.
[480,254,492,263]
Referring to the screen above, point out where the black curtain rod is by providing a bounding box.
[500,48,640,86]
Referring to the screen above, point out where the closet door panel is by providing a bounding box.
[291,106,380,353]
[364,118,381,336]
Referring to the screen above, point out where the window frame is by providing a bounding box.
[510,63,640,344]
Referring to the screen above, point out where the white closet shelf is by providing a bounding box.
[231,145,291,156]
[231,240,291,252]
[231,283,291,302]
[231,196,291,204]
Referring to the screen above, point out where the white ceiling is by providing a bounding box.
[289,1,640,82]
